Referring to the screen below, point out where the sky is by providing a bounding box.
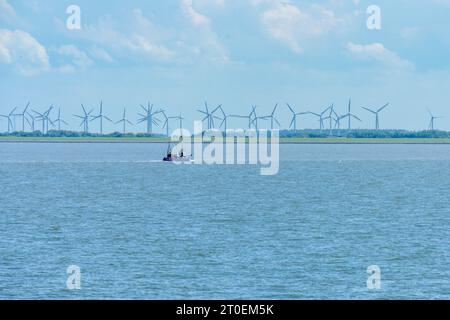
[1,0,450,133]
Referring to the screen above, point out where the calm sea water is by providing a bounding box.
[0,142,449,299]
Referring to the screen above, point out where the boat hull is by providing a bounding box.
[163,156,192,162]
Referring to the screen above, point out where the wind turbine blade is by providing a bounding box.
[378,103,389,112]
[362,107,376,114]
[212,105,221,114]
[272,103,278,116]
[286,103,295,114]
[274,118,281,127]
[321,105,331,116]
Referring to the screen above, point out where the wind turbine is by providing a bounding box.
[260,104,281,130]
[361,103,389,130]
[310,105,333,130]
[427,109,442,131]
[25,111,36,132]
[168,114,184,131]
[33,106,54,134]
[340,99,361,130]
[198,102,220,129]
[326,104,335,134]
[250,106,274,131]
[115,108,133,134]
[53,107,68,131]
[216,105,230,133]
[319,106,335,135]
[13,102,30,131]
[74,104,93,134]
[248,106,259,129]
[249,106,262,130]
[332,108,344,130]
[286,103,309,131]
[0,107,16,133]
[332,107,353,136]
[211,105,223,129]
[160,110,170,136]
[91,101,112,134]
[319,105,332,130]
[137,102,161,134]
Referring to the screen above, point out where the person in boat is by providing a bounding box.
[180,149,184,158]
[166,150,172,160]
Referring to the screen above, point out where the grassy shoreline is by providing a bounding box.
[2,136,450,144]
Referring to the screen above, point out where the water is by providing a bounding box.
[0,142,449,299]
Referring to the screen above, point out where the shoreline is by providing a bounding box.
[1,138,450,145]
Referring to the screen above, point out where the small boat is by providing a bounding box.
[163,142,191,162]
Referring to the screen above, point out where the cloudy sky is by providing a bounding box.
[1,0,450,132]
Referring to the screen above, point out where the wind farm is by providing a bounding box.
[1,99,450,143]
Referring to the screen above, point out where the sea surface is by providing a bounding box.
[0,142,449,299]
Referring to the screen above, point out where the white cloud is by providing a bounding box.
[181,0,210,27]
[55,44,93,70]
[56,5,228,65]
[346,42,414,70]
[74,12,174,61]
[179,0,229,63]
[89,46,114,63]
[0,28,50,75]
[260,2,343,53]
[0,0,19,25]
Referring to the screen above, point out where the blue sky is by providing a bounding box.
[1,0,450,132]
